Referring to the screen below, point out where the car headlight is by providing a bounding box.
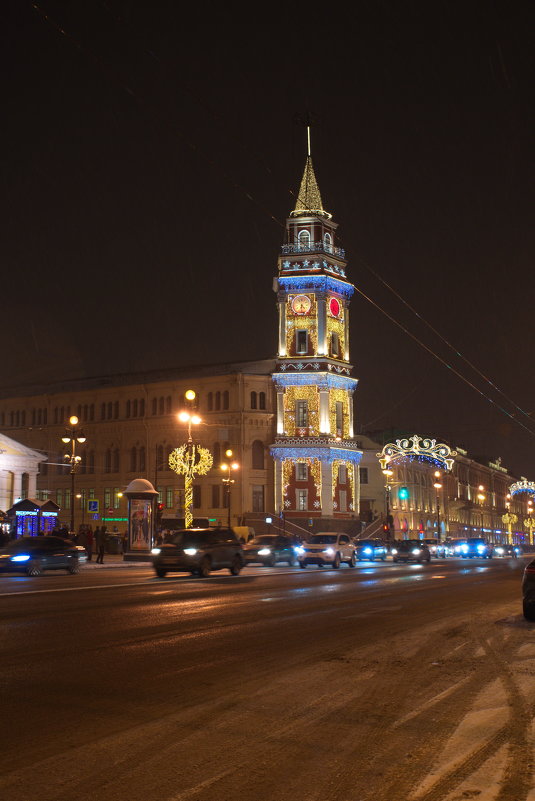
[151,548,161,555]
[363,548,372,554]
[477,545,485,553]
[461,545,468,553]
[324,547,335,556]
[10,554,31,562]
[495,547,504,555]
[258,548,271,556]
[391,548,398,555]
[412,548,421,555]
[184,548,198,556]
[295,546,304,555]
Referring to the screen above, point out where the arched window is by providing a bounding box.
[133,399,138,417]
[259,392,266,410]
[213,442,221,466]
[215,391,221,411]
[159,397,164,415]
[323,232,333,252]
[100,403,105,421]
[107,402,113,420]
[35,410,40,425]
[126,400,131,419]
[152,398,157,415]
[77,405,82,418]
[298,230,311,248]
[54,407,58,424]
[207,392,213,411]
[105,449,112,473]
[252,440,264,470]
[83,405,88,421]
[114,401,119,419]
[113,448,120,473]
[90,404,95,421]
[130,447,137,473]
[139,446,146,472]
[250,391,257,409]
[166,396,171,414]
[139,399,145,417]
[223,390,229,410]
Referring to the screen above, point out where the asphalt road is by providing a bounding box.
[0,557,532,801]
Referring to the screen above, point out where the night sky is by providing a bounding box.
[4,2,534,474]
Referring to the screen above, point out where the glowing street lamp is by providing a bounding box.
[221,449,239,529]
[168,391,212,529]
[61,415,86,534]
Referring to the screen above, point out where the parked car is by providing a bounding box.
[522,558,535,620]
[422,538,442,557]
[492,544,522,558]
[243,535,297,566]
[391,540,431,563]
[0,536,81,576]
[296,533,356,569]
[151,528,244,578]
[353,539,387,561]
[459,538,492,558]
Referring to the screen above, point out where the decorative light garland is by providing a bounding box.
[282,457,322,502]
[332,459,354,506]
[273,372,357,391]
[278,274,355,299]
[509,479,535,497]
[329,389,350,439]
[378,435,456,472]
[168,444,213,529]
[271,445,362,464]
[283,385,319,437]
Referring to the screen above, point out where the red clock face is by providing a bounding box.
[329,297,341,317]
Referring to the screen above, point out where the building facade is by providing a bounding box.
[0,432,43,512]
[0,361,276,531]
[270,152,362,526]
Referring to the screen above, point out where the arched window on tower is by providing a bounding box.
[259,392,266,410]
[250,391,257,409]
[331,331,340,358]
[252,441,264,470]
[298,230,311,249]
[323,232,333,252]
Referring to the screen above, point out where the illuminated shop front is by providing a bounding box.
[7,499,60,537]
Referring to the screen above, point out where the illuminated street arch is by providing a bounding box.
[377,434,456,471]
[509,479,535,498]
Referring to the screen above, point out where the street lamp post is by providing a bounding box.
[61,415,86,535]
[382,467,393,540]
[75,490,86,526]
[433,471,442,542]
[168,391,213,529]
[221,449,239,529]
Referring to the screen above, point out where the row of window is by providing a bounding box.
[41,440,267,476]
[1,389,269,428]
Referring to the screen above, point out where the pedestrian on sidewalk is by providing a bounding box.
[95,526,107,564]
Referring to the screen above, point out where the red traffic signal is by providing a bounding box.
[382,523,389,533]
[157,502,164,511]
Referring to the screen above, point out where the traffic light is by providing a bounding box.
[383,523,389,534]
[398,486,410,500]
[156,502,164,527]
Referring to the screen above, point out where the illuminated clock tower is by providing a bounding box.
[270,141,362,523]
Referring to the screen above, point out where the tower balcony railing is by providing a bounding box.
[281,242,345,259]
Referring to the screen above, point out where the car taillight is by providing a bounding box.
[525,566,535,574]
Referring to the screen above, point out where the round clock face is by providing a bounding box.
[329,297,341,317]
[292,294,312,315]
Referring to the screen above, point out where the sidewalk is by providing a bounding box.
[82,554,151,569]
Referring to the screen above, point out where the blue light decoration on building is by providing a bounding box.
[271,446,362,465]
[278,274,354,299]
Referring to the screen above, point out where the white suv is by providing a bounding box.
[296,533,356,569]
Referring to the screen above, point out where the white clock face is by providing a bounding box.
[291,294,312,315]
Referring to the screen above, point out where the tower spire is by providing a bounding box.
[291,116,331,219]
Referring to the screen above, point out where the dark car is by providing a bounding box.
[0,536,81,576]
[493,544,522,558]
[459,538,492,558]
[391,540,431,563]
[353,539,387,562]
[151,528,244,578]
[522,559,535,620]
[243,535,297,566]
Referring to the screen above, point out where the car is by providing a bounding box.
[459,538,492,558]
[243,535,298,566]
[492,543,522,558]
[422,538,443,557]
[522,559,535,620]
[353,539,387,562]
[296,533,356,569]
[0,536,81,576]
[391,540,431,563]
[151,527,244,578]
